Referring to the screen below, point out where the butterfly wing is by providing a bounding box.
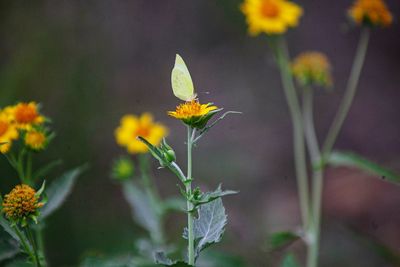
[171,54,195,101]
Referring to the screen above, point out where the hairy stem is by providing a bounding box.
[186,126,195,265]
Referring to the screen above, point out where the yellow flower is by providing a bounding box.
[241,0,303,35]
[25,130,48,151]
[2,184,44,222]
[11,102,45,130]
[292,51,333,88]
[115,113,168,154]
[0,111,19,154]
[348,0,393,27]
[168,100,219,129]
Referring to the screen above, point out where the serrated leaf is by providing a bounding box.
[154,252,192,267]
[192,184,237,209]
[40,165,87,219]
[267,231,300,251]
[281,253,301,267]
[122,181,162,242]
[154,252,174,265]
[328,151,400,185]
[184,199,227,260]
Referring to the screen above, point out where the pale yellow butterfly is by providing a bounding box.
[171,54,197,101]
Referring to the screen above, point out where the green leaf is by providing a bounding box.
[121,181,162,241]
[0,238,19,262]
[281,253,301,267]
[197,250,246,267]
[32,159,62,181]
[167,263,192,267]
[0,216,19,241]
[0,216,32,253]
[137,137,166,167]
[35,180,46,197]
[154,252,192,267]
[40,165,87,219]
[154,252,174,265]
[267,231,300,251]
[184,199,227,260]
[162,197,185,213]
[191,184,238,209]
[328,151,400,185]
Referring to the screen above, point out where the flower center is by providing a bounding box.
[0,121,9,136]
[260,1,280,18]
[135,127,150,138]
[26,132,46,147]
[15,105,38,124]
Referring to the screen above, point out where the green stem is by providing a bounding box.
[322,27,370,158]
[35,226,47,267]
[26,225,41,267]
[138,154,165,245]
[274,37,310,230]
[26,152,33,182]
[186,126,195,266]
[13,225,34,261]
[302,87,323,267]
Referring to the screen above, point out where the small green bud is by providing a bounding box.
[163,149,176,163]
[111,156,135,181]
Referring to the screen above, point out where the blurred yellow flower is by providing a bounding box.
[12,102,45,130]
[25,130,48,151]
[292,51,333,88]
[241,0,303,35]
[0,111,19,154]
[115,113,168,154]
[349,0,392,27]
[2,184,44,222]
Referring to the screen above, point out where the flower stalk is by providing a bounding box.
[322,27,370,158]
[274,36,310,230]
[305,27,370,267]
[186,126,195,266]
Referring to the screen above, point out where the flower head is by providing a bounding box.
[168,100,219,129]
[241,0,303,35]
[115,113,168,154]
[348,0,393,27]
[24,129,49,151]
[0,111,19,154]
[111,156,135,181]
[292,51,333,88]
[2,184,44,225]
[11,102,45,130]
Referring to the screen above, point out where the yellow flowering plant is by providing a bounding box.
[241,0,396,266]
[137,54,239,267]
[112,112,185,258]
[0,101,86,267]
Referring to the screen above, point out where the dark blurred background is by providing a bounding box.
[0,0,399,266]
